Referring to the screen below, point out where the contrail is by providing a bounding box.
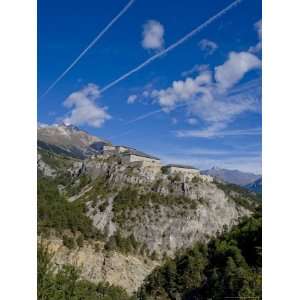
[99,0,243,94]
[108,129,135,139]
[41,0,135,98]
[125,103,188,125]
[125,108,163,125]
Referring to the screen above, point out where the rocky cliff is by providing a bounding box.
[43,238,158,294]
[39,153,255,256]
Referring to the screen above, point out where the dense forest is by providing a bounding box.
[137,213,261,300]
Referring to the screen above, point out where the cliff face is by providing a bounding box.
[45,238,158,294]
[37,153,56,177]
[65,156,253,256]
[85,188,249,257]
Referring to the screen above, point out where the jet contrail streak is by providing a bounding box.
[125,108,163,125]
[125,103,188,125]
[41,0,135,98]
[99,0,243,94]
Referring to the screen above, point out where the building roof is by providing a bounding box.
[116,145,137,150]
[122,149,160,161]
[164,164,199,170]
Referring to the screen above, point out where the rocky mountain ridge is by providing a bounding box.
[38,123,111,159]
[203,166,261,186]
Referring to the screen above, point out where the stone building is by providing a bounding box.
[163,164,214,182]
[163,164,200,179]
[121,149,161,169]
[102,145,117,155]
[115,145,131,153]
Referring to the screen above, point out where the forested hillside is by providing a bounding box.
[137,213,261,300]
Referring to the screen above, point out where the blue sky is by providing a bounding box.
[38,0,262,174]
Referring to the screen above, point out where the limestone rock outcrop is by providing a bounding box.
[45,238,158,295]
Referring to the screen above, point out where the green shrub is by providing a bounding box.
[104,235,117,252]
[173,173,181,182]
[98,200,109,212]
[63,235,75,249]
[76,235,84,248]
[150,251,158,261]
[104,231,141,255]
[94,243,101,253]
[191,176,200,183]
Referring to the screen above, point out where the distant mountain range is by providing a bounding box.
[37,123,111,159]
[244,177,262,193]
[202,167,261,186]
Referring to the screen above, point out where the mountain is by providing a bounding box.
[37,123,111,159]
[202,167,261,186]
[37,124,261,295]
[244,177,262,193]
[38,150,258,257]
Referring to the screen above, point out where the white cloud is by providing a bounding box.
[255,20,262,40]
[189,95,256,124]
[148,50,260,135]
[142,90,150,97]
[37,122,50,128]
[198,39,218,55]
[249,20,262,53]
[63,83,111,128]
[215,51,261,90]
[176,123,225,138]
[183,147,260,156]
[181,64,209,77]
[176,126,261,138]
[142,20,164,50]
[171,118,178,125]
[151,70,213,111]
[127,47,261,138]
[127,94,137,104]
[187,118,198,125]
